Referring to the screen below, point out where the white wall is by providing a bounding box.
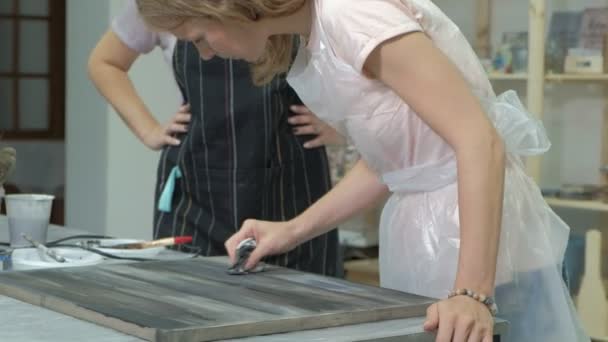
[66,0,179,237]
[103,1,179,239]
[65,0,109,235]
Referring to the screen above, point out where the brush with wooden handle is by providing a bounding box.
[106,236,193,250]
[22,234,66,263]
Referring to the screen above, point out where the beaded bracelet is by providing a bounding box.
[448,288,499,316]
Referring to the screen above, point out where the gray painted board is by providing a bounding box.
[0,257,434,341]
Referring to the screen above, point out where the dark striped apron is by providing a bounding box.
[153,40,339,277]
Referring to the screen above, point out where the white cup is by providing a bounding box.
[5,194,55,248]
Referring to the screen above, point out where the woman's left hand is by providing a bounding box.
[289,105,346,148]
[423,296,494,342]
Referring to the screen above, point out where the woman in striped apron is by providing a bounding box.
[88,0,340,276]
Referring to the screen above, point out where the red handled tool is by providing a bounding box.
[108,236,192,250]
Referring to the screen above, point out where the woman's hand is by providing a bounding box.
[424,296,494,342]
[225,219,303,270]
[289,105,345,148]
[142,104,191,150]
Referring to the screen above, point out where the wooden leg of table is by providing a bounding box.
[602,229,608,335]
[344,258,380,287]
[602,229,608,299]
[577,230,608,337]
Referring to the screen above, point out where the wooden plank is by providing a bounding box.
[475,0,491,58]
[601,90,608,316]
[0,258,433,342]
[601,219,608,316]
[546,73,608,82]
[544,197,608,212]
[601,95,608,191]
[526,0,546,182]
[577,230,608,338]
[344,258,380,287]
[489,73,608,82]
[488,73,528,81]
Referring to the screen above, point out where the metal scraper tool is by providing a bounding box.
[227,238,266,275]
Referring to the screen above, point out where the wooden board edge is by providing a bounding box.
[354,319,508,342]
[156,304,431,342]
[0,282,156,341]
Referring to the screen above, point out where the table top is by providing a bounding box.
[0,217,507,341]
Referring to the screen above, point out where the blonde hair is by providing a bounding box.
[136,0,305,85]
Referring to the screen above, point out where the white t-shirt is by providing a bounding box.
[111,0,176,65]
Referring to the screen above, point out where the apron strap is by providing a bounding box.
[158,166,182,213]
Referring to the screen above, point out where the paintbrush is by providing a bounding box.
[0,147,16,185]
[22,234,66,263]
[106,236,193,250]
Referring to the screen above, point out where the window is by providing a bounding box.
[0,0,65,139]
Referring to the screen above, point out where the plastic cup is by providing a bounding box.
[5,194,54,248]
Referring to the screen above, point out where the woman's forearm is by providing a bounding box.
[291,159,389,242]
[364,31,505,297]
[88,60,159,143]
[454,135,505,295]
[88,31,160,144]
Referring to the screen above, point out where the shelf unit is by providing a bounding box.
[489,73,608,82]
[476,0,608,338]
[544,197,608,212]
[487,73,528,81]
[546,74,608,82]
[477,0,608,194]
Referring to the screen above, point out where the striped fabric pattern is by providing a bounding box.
[153,41,339,277]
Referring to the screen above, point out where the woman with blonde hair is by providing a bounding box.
[136,0,587,341]
[88,0,344,276]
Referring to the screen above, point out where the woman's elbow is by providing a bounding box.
[456,127,506,164]
[87,50,102,83]
[488,130,505,159]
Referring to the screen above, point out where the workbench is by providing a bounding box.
[0,216,507,341]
